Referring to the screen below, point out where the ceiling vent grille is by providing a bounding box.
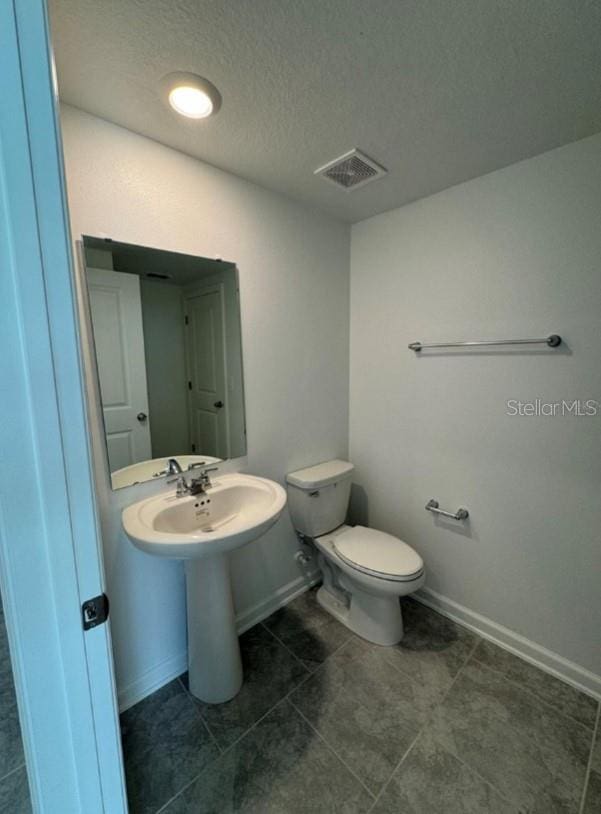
[314,149,387,191]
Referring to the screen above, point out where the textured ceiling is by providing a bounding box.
[49,0,601,223]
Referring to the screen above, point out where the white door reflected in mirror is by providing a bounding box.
[87,268,152,471]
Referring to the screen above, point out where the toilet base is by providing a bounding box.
[316,583,404,646]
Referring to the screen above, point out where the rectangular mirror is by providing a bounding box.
[81,236,246,489]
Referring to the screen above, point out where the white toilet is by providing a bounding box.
[286,460,425,646]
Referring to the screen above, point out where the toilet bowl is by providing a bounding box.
[286,460,425,646]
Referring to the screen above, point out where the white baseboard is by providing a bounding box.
[117,571,320,711]
[415,587,601,701]
[118,649,188,712]
[235,571,321,635]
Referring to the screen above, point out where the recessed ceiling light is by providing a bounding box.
[160,72,222,119]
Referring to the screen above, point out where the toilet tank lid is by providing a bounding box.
[286,459,354,489]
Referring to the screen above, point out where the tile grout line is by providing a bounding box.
[462,639,601,811]
[315,630,357,666]
[260,617,354,674]
[157,605,466,812]
[288,697,376,801]
[156,629,358,814]
[159,611,489,811]
[469,655,598,732]
[137,596,599,814]
[176,676,225,755]
[154,599,593,814]
[177,617,315,752]
[290,607,485,812]
[289,622,488,810]
[0,760,26,785]
[441,636,482,702]
[155,695,296,814]
[451,748,518,808]
[366,635,483,813]
[420,636,519,807]
[161,612,353,811]
[366,730,423,813]
[436,638,596,811]
[382,631,481,706]
[258,620,314,673]
[154,769,205,814]
[220,691,298,755]
[417,597,599,726]
[579,701,600,814]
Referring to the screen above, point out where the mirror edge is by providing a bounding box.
[74,237,114,495]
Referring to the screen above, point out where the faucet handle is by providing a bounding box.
[192,466,219,490]
[200,466,219,482]
[187,461,207,471]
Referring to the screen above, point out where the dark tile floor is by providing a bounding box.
[121,589,601,814]
[0,600,31,814]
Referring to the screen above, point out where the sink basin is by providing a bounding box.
[122,473,286,558]
[122,472,287,704]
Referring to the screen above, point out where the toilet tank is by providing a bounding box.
[286,460,354,537]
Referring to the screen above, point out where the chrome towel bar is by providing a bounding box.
[425,499,469,521]
[409,334,561,352]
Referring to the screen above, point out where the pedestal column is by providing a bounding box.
[185,554,243,703]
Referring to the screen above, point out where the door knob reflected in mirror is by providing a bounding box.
[137,412,148,422]
[213,401,224,409]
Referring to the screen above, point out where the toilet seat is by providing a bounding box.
[332,526,424,582]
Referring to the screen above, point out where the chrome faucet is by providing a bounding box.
[169,467,219,498]
[193,467,219,493]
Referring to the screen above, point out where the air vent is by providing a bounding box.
[314,149,387,191]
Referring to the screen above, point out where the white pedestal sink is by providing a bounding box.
[122,472,286,703]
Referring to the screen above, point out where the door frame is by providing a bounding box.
[0,1,127,811]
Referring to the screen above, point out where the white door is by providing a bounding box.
[87,268,152,471]
[184,284,228,459]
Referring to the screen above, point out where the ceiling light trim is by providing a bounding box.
[159,71,222,119]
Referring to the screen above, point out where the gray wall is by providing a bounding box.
[350,133,601,688]
[61,104,349,708]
